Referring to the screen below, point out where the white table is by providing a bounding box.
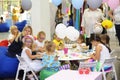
[45,70,102,80]
[56,50,91,61]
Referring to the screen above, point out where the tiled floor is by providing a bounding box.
[0,31,120,80]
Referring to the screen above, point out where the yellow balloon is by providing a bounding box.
[101,20,113,29]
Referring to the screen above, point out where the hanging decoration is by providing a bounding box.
[21,0,32,11]
[75,10,80,30]
[71,0,84,9]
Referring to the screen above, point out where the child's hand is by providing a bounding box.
[36,54,43,59]
[54,56,59,61]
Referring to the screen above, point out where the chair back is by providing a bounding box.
[99,57,117,80]
[103,57,116,66]
[16,55,27,66]
[79,61,97,68]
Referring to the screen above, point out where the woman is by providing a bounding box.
[108,5,120,46]
[7,26,33,57]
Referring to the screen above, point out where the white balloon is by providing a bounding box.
[56,29,66,39]
[93,24,103,34]
[55,23,67,33]
[65,27,79,41]
[21,0,32,11]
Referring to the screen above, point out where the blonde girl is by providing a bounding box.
[21,35,43,72]
[42,41,60,71]
[8,25,20,44]
[7,25,33,57]
[35,31,46,52]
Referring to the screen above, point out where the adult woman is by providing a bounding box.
[81,7,104,49]
[7,26,33,57]
[108,5,120,46]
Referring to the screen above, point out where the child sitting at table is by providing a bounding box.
[77,34,86,48]
[89,34,111,71]
[42,41,60,71]
[99,34,111,52]
[21,35,43,72]
[53,33,64,50]
[32,31,46,55]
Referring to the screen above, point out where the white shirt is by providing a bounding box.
[21,47,43,72]
[81,8,104,37]
[113,6,120,24]
[35,40,44,47]
[98,44,110,64]
[8,33,14,40]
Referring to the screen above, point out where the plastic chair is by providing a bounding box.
[99,57,117,80]
[79,61,97,71]
[110,49,115,55]
[15,55,38,80]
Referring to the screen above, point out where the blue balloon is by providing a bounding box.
[52,0,62,6]
[87,0,102,9]
[72,0,84,9]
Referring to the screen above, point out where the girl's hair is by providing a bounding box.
[9,25,18,34]
[99,34,110,46]
[90,34,111,52]
[22,25,33,35]
[78,34,85,43]
[15,26,33,42]
[45,41,55,53]
[37,31,46,39]
[22,35,34,49]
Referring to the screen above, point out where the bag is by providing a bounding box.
[93,23,103,34]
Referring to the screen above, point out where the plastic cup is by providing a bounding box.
[63,48,68,54]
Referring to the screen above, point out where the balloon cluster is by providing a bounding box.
[55,23,79,41]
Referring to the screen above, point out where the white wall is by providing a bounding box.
[31,0,51,40]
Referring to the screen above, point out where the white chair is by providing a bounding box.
[110,49,115,55]
[15,55,38,80]
[99,57,117,80]
[79,61,97,71]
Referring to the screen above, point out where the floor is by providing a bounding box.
[0,29,120,80]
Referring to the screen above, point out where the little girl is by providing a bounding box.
[42,41,60,71]
[21,35,43,72]
[33,31,46,53]
[77,34,86,46]
[89,34,111,71]
[8,25,20,45]
[53,34,64,50]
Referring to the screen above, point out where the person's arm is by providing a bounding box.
[8,34,16,43]
[25,49,42,59]
[90,45,102,61]
[108,10,114,21]
[81,10,86,34]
